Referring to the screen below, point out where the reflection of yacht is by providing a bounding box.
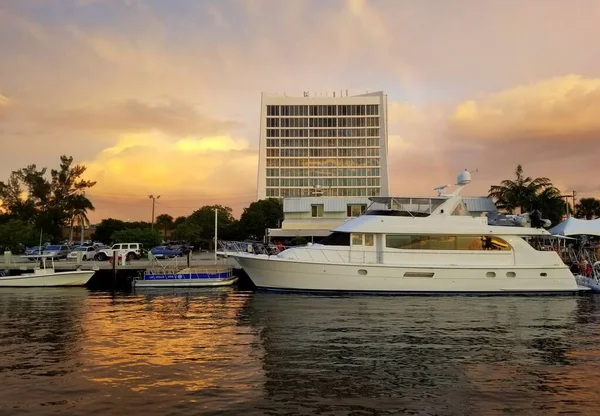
[242,293,579,414]
[227,171,580,294]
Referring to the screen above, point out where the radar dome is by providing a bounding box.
[457,170,472,185]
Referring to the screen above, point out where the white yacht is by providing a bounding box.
[226,171,581,295]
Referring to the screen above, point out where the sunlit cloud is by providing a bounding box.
[82,132,257,220]
[449,75,600,143]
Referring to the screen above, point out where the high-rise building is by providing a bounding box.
[257,91,389,200]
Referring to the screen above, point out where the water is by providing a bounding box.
[1,289,600,415]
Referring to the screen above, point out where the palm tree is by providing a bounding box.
[68,193,94,243]
[488,165,552,214]
[532,186,567,226]
[155,214,174,240]
[575,198,600,220]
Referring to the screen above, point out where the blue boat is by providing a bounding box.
[133,267,238,288]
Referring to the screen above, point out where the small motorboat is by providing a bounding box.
[0,255,95,287]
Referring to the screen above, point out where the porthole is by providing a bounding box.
[358,269,367,275]
[540,273,547,277]
[506,272,516,278]
[486,272,496,278]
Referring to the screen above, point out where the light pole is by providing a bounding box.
[214,207,218,265]
[149,194,160,229]
[80,190,86,246]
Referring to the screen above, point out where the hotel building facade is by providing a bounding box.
[256,91,389,200]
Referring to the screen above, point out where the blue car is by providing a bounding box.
[150,246,183,259]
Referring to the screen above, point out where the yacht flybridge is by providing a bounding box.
[224,170,581,294]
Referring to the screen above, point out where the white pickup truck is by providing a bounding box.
[94,243,144,261]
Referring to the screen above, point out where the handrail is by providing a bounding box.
[219,240,513,266]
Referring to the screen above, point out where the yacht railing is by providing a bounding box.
[218,240,511,266]
[562,245,600,280]
[219,240,376,264]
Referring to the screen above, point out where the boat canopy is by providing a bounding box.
[549,217,600,237]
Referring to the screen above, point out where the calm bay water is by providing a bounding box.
[1,289,600,415]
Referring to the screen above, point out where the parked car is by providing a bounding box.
[150,245,184,258]
[25,246,42,260]
[25,246,41,255]
[95,243,143,261]
[43,245,70,260]
[165,241,194,254]
[67,246,97,261]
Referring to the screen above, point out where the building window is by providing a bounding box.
[347,204,366,217]
[311,204,324,218]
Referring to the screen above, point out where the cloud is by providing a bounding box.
[449,75,600,143]
[39,99,241,137]
[0,94,9,108]
[82,132,257,220]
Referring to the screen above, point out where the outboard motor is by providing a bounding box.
[529,209,551,228]
[530,209,543,228]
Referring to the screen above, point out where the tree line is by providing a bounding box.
[2,158,598,253]
[0,155,283,252]
[92,199,284,250]
[488,164,600,223]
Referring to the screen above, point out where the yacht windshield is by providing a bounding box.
[319,232,350,246]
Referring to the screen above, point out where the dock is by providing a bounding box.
[2,252,239,272]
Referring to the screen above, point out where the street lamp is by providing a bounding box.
[149,194,161,229]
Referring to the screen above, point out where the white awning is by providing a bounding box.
[549,217,600,237]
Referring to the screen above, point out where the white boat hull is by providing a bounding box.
[233,254,580,294]
[133,277,238,288]
[0,270,95,287]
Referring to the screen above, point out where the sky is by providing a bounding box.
[1,0,599,222]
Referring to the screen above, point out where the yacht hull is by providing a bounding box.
[0,270,95,287]
[233,255,580,294]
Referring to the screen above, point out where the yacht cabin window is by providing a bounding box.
[320,232,350,246]
[385,235,511,251]
[351,233,374,246]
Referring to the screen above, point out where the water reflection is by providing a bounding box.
[240,294,597,415]
[0,288,89,412]
[2,288,600,415]
[80,288,263,409]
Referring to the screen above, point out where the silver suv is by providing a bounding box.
[43,245,70,260]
